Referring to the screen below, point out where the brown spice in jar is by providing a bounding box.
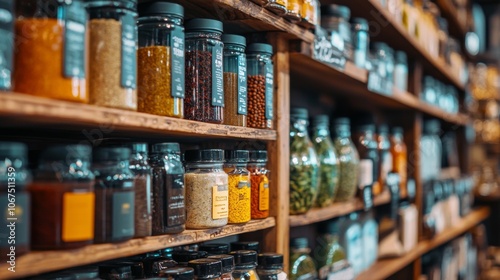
[134,173,152,237]
[137,46,183,117]
[247,75,268,129]
[89,19,137,110]
[223,72,247,126]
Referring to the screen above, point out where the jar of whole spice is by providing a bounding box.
[256,253,285,280]
[0,0,13,90]
[222,34,247,127]
[93,147,135,243]
[185,19,224,124]
[332,118,359,202]
[14,0,87,102]
[184,149,228,229]
[129,143,152,237]
[86,0,138,110]
[224,150,251,224]
[150,143,186,234]
[31,145,95,250]
[137,1,185,118]
[248,151,270,219]
[0,142,30,258]
[247,43,274,130]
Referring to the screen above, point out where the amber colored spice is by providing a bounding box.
[249,173,270,219]
[226,172,251,224]
[223,72,247,126]
[13,19,87,103]
[247,75,271,129]
[138,46,184,117]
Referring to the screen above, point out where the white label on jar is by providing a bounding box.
[358,159,373,189]
[212,185,228,219]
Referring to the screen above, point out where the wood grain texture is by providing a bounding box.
[0,93,277,141]
[0,218,275,279]
[356,207,490,280]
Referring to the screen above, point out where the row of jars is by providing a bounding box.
[252,0,319,25]
[0,142,271,259]
[34,241,285,280]
[1,1,274,128]
[289,108,408,215]
[421,76,460,114]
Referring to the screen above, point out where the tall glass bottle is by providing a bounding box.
[289,238,317,280]
[315,220,352,280]
[390,127,408,197]
[376,125,392,195]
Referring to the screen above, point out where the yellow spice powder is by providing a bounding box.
[227,173,251,224]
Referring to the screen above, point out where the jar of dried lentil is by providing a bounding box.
[222,34,247,127]
[150,143,186,234]
[248,151,270,219]
[185,19,224,124]
[184,149,228,229]
[14,0,87,102]
[129,143,152,237]
[137,1,184,118]
[0,1,14,90]
[86,0,138,110]
[247,43,274,130]
[224,150,251,224]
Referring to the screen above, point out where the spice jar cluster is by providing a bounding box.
[1,0,275,129]
[0,141,271,259]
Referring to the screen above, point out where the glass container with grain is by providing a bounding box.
[224,150,251,224]
[332,118,359,202]
[128,143,152,237]
[86,0,138,110]
[315,220,353,280]
[184,149,228,229]
[137,1,185,118]
[248,151,270,219]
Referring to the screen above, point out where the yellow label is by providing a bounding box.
[62,192,95,242]
[259,181,269,211]
[212,185,228,220]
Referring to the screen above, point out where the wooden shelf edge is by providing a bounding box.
[289,191,391,227]
[1,217,275,279]
[356,207,490,280]
[0,93,277,141]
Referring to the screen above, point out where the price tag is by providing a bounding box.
[314,27,346,70]
[211,44,224,106]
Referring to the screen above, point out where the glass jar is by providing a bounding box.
[248,151,270,219]
[200,244,231,255]
[0,1,13,90]
[264,0,287,16]
[351,18,369,69]
[173,251,209,266]
[361,211,378,270]
[436,17,449,62]
[386,46,395,90]
[421,120,442,182]
[340,213,363,276]
[93,147,135,243]
[315,220,351,280]
[157,267,194,279]
[321,5,352,61]
[311,115,339,208]
[0,142,30,258]
[257,253,284,280]
[30,145,94,250]
[207,254,235,280]
[185,19,224,124]
[394,51,408,92]
[422,76,437,105]
[289,108,319,214]
[231,241,260,252]
[224,150,251,224]
[402,0,417,37]
[129,143,152,237]
[86,0,138,110]
[285,0,301,23]
[332,118,359,202]
[353,124,379,198]
[150,143,186,234]
[301,0,315,24]
[247,43,274,129]
[188,258,223,280]
[137,1,184,118]
[14,0,87,102]
[230,250,260,280]
[99,265,133,280]
[222,35,247,127]
[289,238,317,280]
[376,125,392,195]
[390,127,407,197]
[184,149,228,229]
[370,42,389,84]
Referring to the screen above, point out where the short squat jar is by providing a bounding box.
[321,5,352,61]
[222,35,247,127]
[230,250,260,280]
[224,150,251,224]
[184,19,224,124]
[247,43,274,130]
[137,1,185,118]
[184,149,229,229]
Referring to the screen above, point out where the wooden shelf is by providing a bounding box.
[289,191,391,227]
[356,207,490,280]
[0,93,277,141]
[0,218,275,279]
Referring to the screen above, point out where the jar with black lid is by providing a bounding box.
[184,19,224,124]
[93,147,135,243]
[256,253,284,280]
[31,145,95,250]
[157,267,194,279]
[150,142,186,234]
[137,1,184,118]
[321,5,352,61]
[129,143,152,237]
[351,17,369,69]
[0,0,13,90]
[229,250,259,280]
[188,258,223,280]
[231,241,260,253]
[173,251,209,266]
[0,142,30,258]
[200,243,231,255]
[207,254,235,280]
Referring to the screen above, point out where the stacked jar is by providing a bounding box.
[224,150,251,224]
[137,1,185,118]
[248,151,270,219]
[129,143,152,237]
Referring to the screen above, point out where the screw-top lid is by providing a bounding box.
[321,4,350,19]
[87,0,137,10]
[355,124,376,133]
[351,17,369,31]
[332,118,351,137]
[130,143,148,154]
[424,120,441,134]
[93,147,131,162]
[188,259,222,278]
[157,267,194,280]
[378,124,389,134]
[318,219,340,234]
[222,34,246,48]
[391,126,404,135]
[290,238,309,249]
[185,18,223,33]
[199,243,230,255]
[247,43,273,55]
[231,241,260,252]
[290,108,308,120]
[395,51,407,64]
[312,115,330,127]
[371,42,389,52]
[207,255,235,273]
[249,150,268,163]
[99,265,132,279]
[0,142,27,160]
[184,149,224,162]
[152,143,180,153]
[172,251,208,264]
[138,1,183,18]
[224,150,249,163]
[229,250,258,266]
[257,253,283,269]
[41,145,92,162]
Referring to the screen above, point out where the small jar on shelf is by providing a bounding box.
[376,125,392,195]
[257,253,285,280]
[129,143,152,238]
[188,258,223,280]
[224,150,251,224]
[248,150,270,219]
[394,51,408,92]
[230,250,259,280]
[86,0,138,110]
[207,254,235,280]
[300,0,315,25]
[351,18,369,69]
[390,127,408,197]
[320,4,352,61]
[332,118,359,202]
[137,1,185,118]
[315,220,351,280]
[285,0,302,23]
[289,238,317,280]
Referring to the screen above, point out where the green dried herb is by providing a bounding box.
[333,138,360,202]
[312,132,339,208]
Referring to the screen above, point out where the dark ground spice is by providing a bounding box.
[151,172,186,234]
[223,72,246,126]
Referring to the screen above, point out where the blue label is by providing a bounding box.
[171,27,185,98]
[237,56,247,115]
[265,63,274,120]
[112,191,135,239]
[121,13,137,89]
[63,1,86,78]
